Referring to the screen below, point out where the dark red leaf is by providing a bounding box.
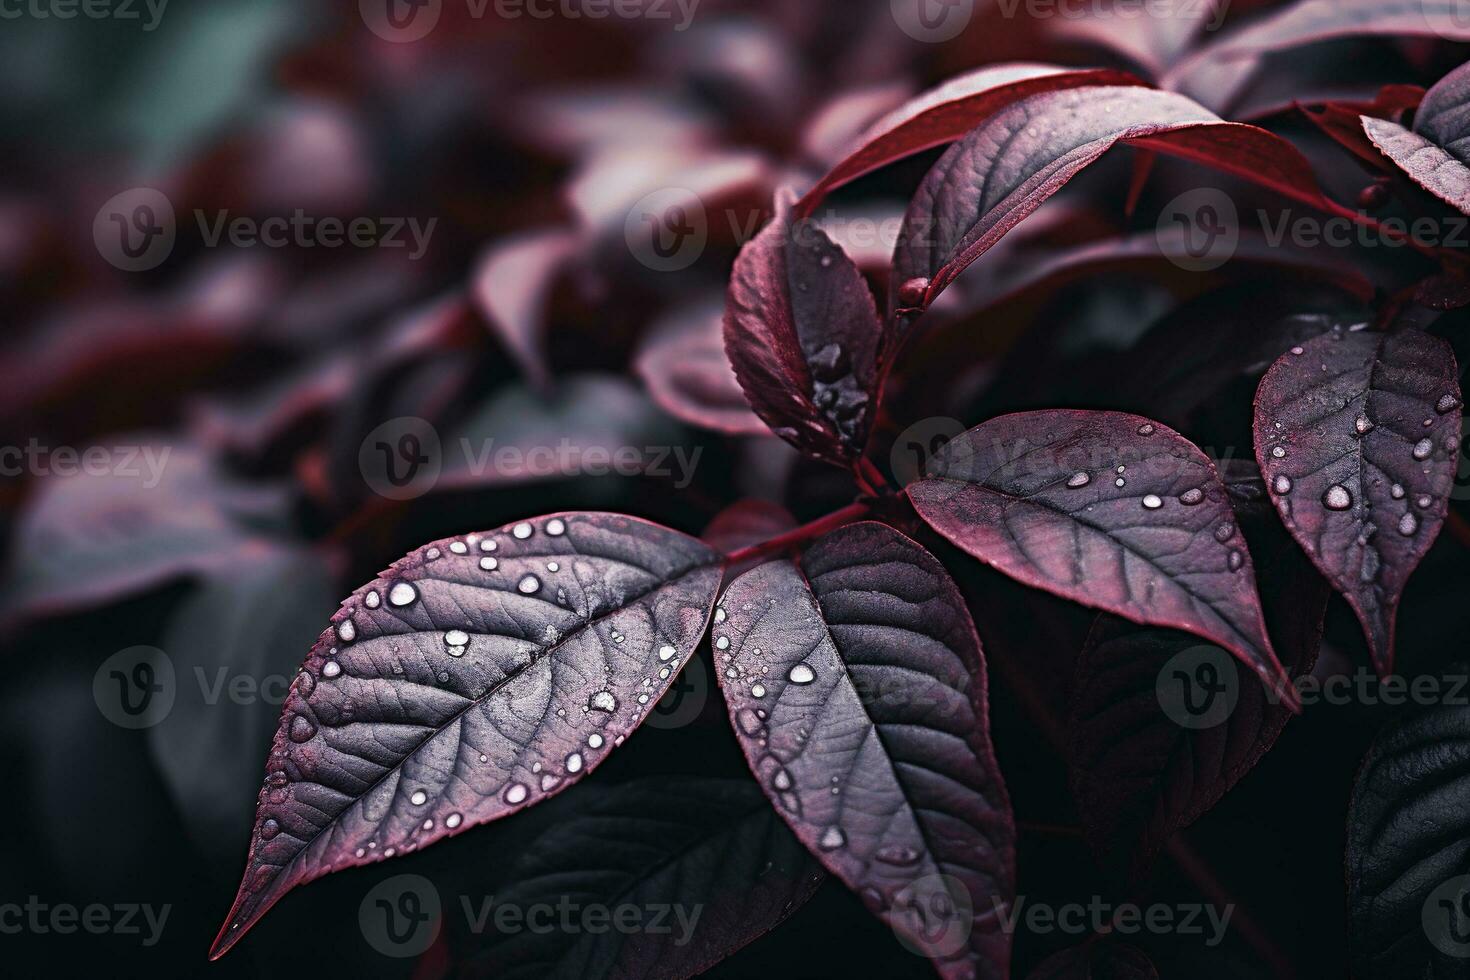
[635,298,770,436]
[1026,941,1158,980]
[451,778,824,980]
[1348,681,1470,978]
[1253,328,1461,675]
[724,190,886,466]
[908,410,1295,703]
[796,64,1144,216]
[1068,503,1329,883]
[714,521,1016,980]
[894,86,1330,312]
[210,513,723,959]
[1298,84,1424,168]
[1364,61,1470,214]
[473,228,583,389]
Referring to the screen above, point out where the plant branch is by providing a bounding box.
[723,501,871,565]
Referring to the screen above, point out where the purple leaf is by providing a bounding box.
[1364,61,1470,215]
[635,298,770,436]
[210,513,723,959]
[1026,941,1158,980]
[797,64,1144,216]
[908,410,1296,704]
[894,86,1330,312]
[473,228,583,389]
[1347,683,1470,978]
[451,778,824,980]
[724,190,886,466]
[1253,328,1461,676]
[1068,503,1329,884]
[714,521,1016,980]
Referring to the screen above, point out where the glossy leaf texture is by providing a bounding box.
[210,513,723,959]
[714,521,1016,980]
[795,64,1143,216]
[1027,941,1158,980]
[1067,503,1330,883]
[1364,60,1470,214]
[1347,687,1470,978]
[1254,328,1461,676]
[724,190,886,466]
[635,297,769,436]
[893,86,1327,312]
[909,411,1295,704]
[452,778,824,980]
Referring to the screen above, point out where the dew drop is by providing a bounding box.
[716,636,730,650]
[789,663,816,684]
[587,733,604,749]
[449,541,468,555]
[1228,550,1244,572]
[1414,438,1435,460]
[410,790,428,806]
[364,590,380,609]
[479,539,497,553]
[322,661,342,679]
[545,518,566,536]
[447,646,466,658]
[445,630,470,647]
[336,619,357,643]
[589,690,617,712]
[565,752,584,773]
[425,547,441,560]
[480,557,498,571]
[1290,346,1304,355]
[1417,494,1433,509]
[1273,475,1293,495]
[714,607,727,624]
[773,768,793,791]
[261,818,280,840]
[512,522,534,539]
[546,561,559,572]
[1355,415,1374,435]
[1214,522,1235,542]
[518,574,541,594]
[288,714,316,743]
[1391,483,1406,500]
[1180,488,1205,506]
[1271,446,1286,459]
[1399,512,1420,536]
[1067,472,1091,488]
[1115,478,1126,488]
[540,774,560,792]
[876,845,921,866]
[819,826,846,850]
[658,645,677,661]
[1323,485,1353,511]
[1142,494,1163,510]
[1137,423,1156,436]
[751,683,766,698]
[1438,393,1461,414]
[503,782,527,804]
[389,582,418,607]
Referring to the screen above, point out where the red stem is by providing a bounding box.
[724,501,871,565]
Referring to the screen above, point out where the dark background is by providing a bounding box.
[2,1,1468,977]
